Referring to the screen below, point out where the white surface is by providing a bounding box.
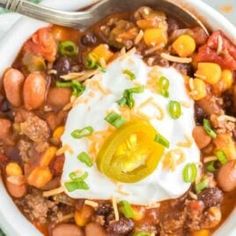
[62,53,200,205]
[0,0,235,235]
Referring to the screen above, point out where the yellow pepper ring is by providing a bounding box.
[96,119,164,183]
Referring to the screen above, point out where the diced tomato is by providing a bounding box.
[195,31,236,70]
[24,27,57,62]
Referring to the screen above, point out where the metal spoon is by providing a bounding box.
[0,0,209,34]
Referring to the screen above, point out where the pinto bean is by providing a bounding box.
[217,160,236,192]
[198,188,223,208]
[196,95,222,116]
[47,87,71,109]
[85,223,107,236]
[6,179,26,198]
[107,217,134,235]
[0,118,11,140]
[3,68,25,107]
[23,72,47,110]
[192,126,211,149]
[52,224,84,236]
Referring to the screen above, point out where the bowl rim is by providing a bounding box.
[0,0,235,235]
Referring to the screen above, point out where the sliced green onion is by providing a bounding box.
[117,86,144,109]
[65,171,89,192]
[206,161,216,173]
[85,53,98,69]
[182,163,198,183]
[154,133,170,148]
[157,76,169,98]
[105,112,126,128]
[215,150,228,165]
[71,126,94,139]
[59,40,78,57]
[69,171,88,181]
[123,69,136,81]
[77,152,93,167]
[195,178,209,194]
[127,86,144,94]
[203,119,217,139]
[168,101,182,119]
[119,200,134,219]
[65,180,89,192]
[56,80,85,97]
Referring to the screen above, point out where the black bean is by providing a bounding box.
[198,187,223,209]
[172,62,194,76]
[107,217,134,235]
[194,104,207,125]
[81,32,97,47]
[53,57,72,76]
[96,203,113,216]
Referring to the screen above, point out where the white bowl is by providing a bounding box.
[0,0,235,235]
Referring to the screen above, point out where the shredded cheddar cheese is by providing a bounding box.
[43,186,64,197]
[177,135,193,148]
[137,97,164,120]
[112,196,120,221]
[84,200,99,208]
[161,53,192,63]
[162,148,186,171]
[56,144,74,156]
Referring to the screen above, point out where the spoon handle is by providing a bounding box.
[0,0,92,28]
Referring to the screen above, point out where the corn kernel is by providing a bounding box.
[40,146,57,167]
[75,205,94,227]
[53,126,65,142]
[6,162,23,177]
[92,44,113,63]
[196,63,222,85]
[172,34,196,57]
[27,166,52,188]
[132,207,145,221]
[190,79,207,100]
[192,230,210,236]
[221,69,233,90]
[143,28,167,47]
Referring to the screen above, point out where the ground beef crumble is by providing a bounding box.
[19,113,50,143]
[15,189,74,225]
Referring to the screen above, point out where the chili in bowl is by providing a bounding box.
[0,0,236,236]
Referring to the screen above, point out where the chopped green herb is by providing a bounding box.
[85,53,106,72]
[119,200,134,219]
[71,126,94,139]
[206,161,216,173]
[215,150,228,165]
[168,101,182,119]
[154,133,170,148]
[78,152,93,167]
[203,119,217,139]
[182,163,198,183]
[105,112,126,128]
[123,69,136,80]
[69,171,88,181]
[157,76,169,98]
[117,86,144,109]
[65,180,89,192]
[195,178,209,194]
[65,171,89,192]
[59,41,78,57]
[56,80,85,97]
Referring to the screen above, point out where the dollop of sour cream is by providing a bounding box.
[61,52,200,205]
